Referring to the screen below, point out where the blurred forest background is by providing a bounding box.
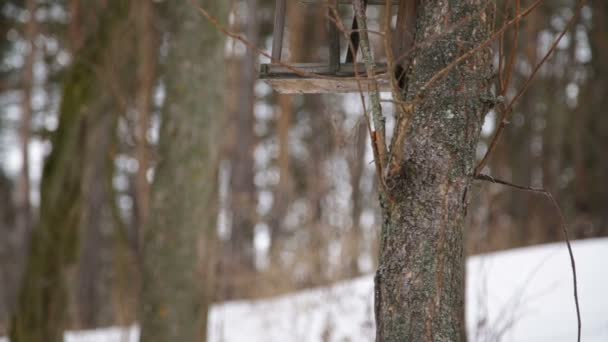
[0,0,606,336]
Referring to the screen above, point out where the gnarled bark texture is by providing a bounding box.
[375,1,493,341]
[138,1,227,341]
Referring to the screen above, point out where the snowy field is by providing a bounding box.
[2,238,607,342]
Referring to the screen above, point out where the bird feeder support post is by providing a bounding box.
[271,0,287,63]
[328,0,341,73]
[345,0,367,63]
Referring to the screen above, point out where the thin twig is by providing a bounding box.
[353,0,388,172]
[392,0,494,69]
[475,173,581,342]
[379,0,544,168]
[497,0,506,89]
[475,0,586,175]
[418,0,544,98]
[502,0,521,93]
[328,4,389,196]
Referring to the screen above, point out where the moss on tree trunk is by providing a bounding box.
[9,2,129,341]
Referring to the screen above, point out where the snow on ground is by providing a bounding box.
[466,237,608,342]
[2,238,607,342]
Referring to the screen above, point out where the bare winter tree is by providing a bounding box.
[369,0,582,340]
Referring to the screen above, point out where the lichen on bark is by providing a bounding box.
[375,1,494,341]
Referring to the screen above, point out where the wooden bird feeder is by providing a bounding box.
[260,0,401,94]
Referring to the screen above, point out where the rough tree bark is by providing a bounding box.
[138,1,227,341]
[374,0,493,341]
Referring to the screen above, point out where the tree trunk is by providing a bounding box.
[306,96,333,286]
[134,0,158,252]
[374,1,493,341]
[344,120,367,277]
[15,0,36,242]
[267,1,307,275]
[0,173,16,332]
[9,2,130,340]
[75,86,117,328]
[572,0,608,235]
[226,0,258,298]
[139,1,227,341]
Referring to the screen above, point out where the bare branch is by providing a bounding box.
[352,0,388,174]
[501,0,521,93]
[475,0,587,175]
[417,0,544,98]
[475,173,582,342]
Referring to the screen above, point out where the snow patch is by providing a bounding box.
[2,238,606,342]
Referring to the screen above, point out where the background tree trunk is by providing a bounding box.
[134,0,158,251]
[374,1,493,340]
[9,2,130,340]
[226,0,259,298]
[344,120,367,278]
[74,0,136,327]
[75,94,117,328]
[139,1,227,341]
[15,0,36,244]
[0,172,16,332]
[571,0,608,235]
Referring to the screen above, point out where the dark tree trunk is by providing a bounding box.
[374,1,493,341]
[9,2,130,340]
[226,0,258,297]
[306,96,333,286]
[15,0,36,243]
[267,1,307,274]
[345,121,367,278]
[0,173,16,331]
[76,92,117,328]
[572,0,608,235]
[134,0,158,250]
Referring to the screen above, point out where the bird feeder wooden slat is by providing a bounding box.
[260,0,397,94]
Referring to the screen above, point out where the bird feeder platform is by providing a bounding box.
[259,62,390,94]
[259,0,398,94]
